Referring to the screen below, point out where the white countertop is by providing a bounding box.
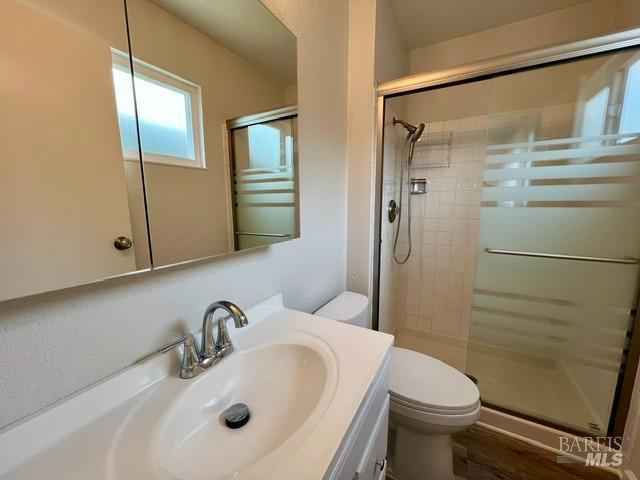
[0,294,393,479]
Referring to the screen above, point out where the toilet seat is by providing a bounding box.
[390,392,478,416]
[390,347,480,416]
[390,393,481,429]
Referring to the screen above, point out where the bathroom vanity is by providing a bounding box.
[0,294,392,480]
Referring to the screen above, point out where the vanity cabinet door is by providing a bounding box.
[328,359,390,480]
[355,395,389,480]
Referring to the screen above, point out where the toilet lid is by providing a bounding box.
[390,347,479,414]
[314,292,368,323]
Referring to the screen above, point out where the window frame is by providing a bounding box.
[112,50,206,169]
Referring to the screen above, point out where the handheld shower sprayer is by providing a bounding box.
[391,117,426,264]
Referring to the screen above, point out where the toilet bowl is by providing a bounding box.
[390,347,480,480]
[316,291,481,480]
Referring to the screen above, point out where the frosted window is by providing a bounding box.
[248,124,282,169]
[134,74,194,160]
[112,67,139,155]
[580,87,609,143]
[111,52,204,168]
[620,58,640,139]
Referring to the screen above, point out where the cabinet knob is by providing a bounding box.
[114,236,133,250]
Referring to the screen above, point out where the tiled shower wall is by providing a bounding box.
[389,116,488,340]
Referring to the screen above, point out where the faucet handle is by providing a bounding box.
[158,334,203,379]
[215,316,234,355]
[159,334,194,353]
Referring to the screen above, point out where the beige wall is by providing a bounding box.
[346,0,377,301]
[127,0,288,266]
[0,0,143,301]
[409,0,619,74]
[615,0,640,29]
[0,0,349,429]
[345,0,409,307]
[374,0,409,83]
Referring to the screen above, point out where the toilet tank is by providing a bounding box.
[314,291,369,328]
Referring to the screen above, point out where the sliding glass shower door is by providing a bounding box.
[466,49,640,435]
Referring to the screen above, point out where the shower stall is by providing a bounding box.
[374,29,640,438]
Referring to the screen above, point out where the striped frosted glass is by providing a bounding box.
[231,117,298,249]
[466,49,640,435]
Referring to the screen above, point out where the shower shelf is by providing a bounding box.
[411,130,453,169]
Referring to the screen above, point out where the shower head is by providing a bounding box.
[393,117,425,143]
[412,123,425,143]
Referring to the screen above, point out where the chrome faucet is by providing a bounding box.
[200,301,248,367]
[159,301,248,378]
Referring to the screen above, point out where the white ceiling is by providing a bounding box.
[387,0,594,49]
[149,0,297,85]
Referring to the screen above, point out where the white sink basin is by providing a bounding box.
[111,330,338,480]
[0,295,393,480]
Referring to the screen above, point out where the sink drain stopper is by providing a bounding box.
[225,403,250,429]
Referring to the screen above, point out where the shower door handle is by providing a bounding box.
[485,248,640,265]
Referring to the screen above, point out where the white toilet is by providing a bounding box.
[315,292,481,480]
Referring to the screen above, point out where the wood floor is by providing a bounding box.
[450,426,618,480]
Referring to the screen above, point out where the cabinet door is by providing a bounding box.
[1,0,150,301]
[356,395,389,480]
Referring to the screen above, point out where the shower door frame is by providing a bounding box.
[372,27,640,439]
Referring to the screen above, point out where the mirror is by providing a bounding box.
[125,0,298,266]
[1,0,149,302]
[1,0,297,301]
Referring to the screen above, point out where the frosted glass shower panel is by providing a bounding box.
[231,117,299,250]
[467,50,640,435]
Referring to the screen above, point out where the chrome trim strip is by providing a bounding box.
[235,232,290,238]
[371,96,386,332]
[377,28,640,97]
[485,248,640,264]
[482,176,640,187]
[481,200,640,207]
[226,105,297,129]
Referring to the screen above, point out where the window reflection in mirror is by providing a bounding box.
[112,51,205,168]
[125,0,298,266]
